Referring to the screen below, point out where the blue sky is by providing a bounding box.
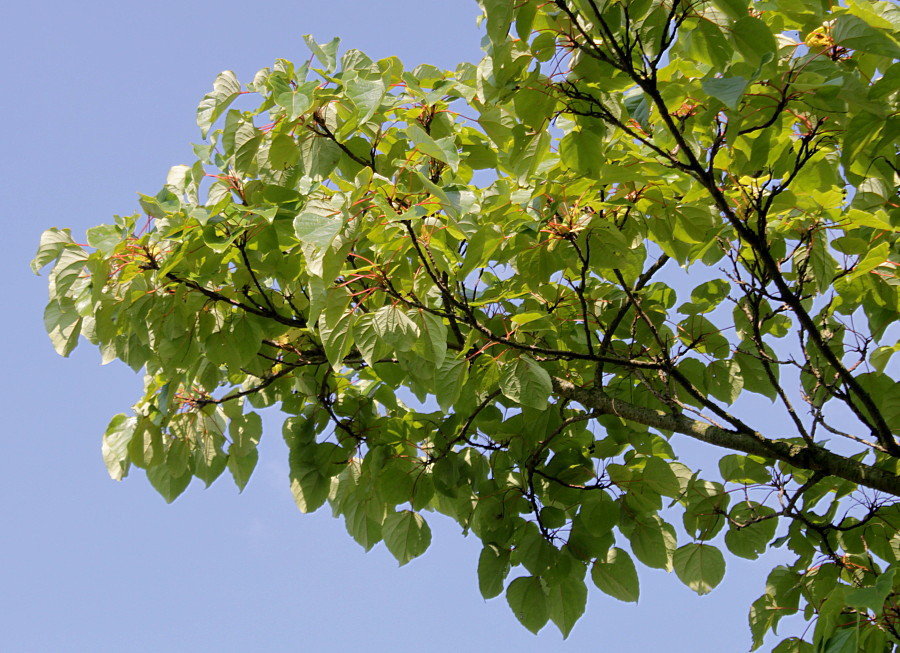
[4,2,793,651]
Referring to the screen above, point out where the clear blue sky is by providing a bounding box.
[4,2,791,651]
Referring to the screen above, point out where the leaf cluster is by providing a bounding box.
[34,1,900,649]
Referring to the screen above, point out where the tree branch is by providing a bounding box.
[552,377,900,497]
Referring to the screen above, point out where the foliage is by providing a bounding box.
[34,0,900,649]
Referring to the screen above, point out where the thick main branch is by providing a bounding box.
[552,377,900,497]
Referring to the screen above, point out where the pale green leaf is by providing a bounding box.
[372,305,419,351]
[673,543,726,595]
[32,228,76,273]
[146,463,192,504]
[101,414,136,481]
[227,447,258,492]
[294,207,343,249]
[303,35,340,73]
[382,510,432,566]
[197,70,242,138]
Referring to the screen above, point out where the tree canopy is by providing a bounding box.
[33,0,900,649]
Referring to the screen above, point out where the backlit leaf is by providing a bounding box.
[382,510,432,566]
[673,543,726,595]
[506,576,549,634]
[591,547,639,603]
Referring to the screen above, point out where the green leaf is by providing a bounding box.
[506,576,550,634]
[559,129,605,176]
[227,446,258,492]
[47,246,89,298]
[269,133,301,170]
[678,315,729,357]
[294,206,343,249]
[374,458,417,505]
[223,412,261,490]
[683,480,729,540]
[197,70,242,138]
[44,299,83,357]
[499,356,552,411]
[407,123,460,172]
[576,491,619,536]
[128,419,165,469]
[354,313,393,367]
[303,35,340,73]
[513,85,556,130]
[482,0,514,45]
[372,305,419,352]
[843,569,895,615]
[735,348,778,401]
[870,344,898,374]
[547,573,587,638]
[718,454,771,484]
[627,514,676,570]
[32,227,76,273]
[732,16,776,67]
[146,462,192,504]
[342,494,386,551]
[319,304,354,371]
[591,547,639,603]
[819,628,858,653]
[101,414,136,481]
[711,0,747,19]
[86,224,122,256]
[692,19,732,69]
[623,92,650,130]
[193,432,227,488]
[673,543,725,595]
[844,208,896,232]
[412,310,448,367]
[642,457,682,497]
[702,76,748,109]
[434,357,468,412]
[478,544,512,599]
[345,75,386,125]
[704,359,743,404]
[290,466,331,513]
[382,510,432,566]
[516,526,557,576]
[832,15,900,59]
[749,567,802,649]
[275,88,313,122]
[771,638,814,653]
